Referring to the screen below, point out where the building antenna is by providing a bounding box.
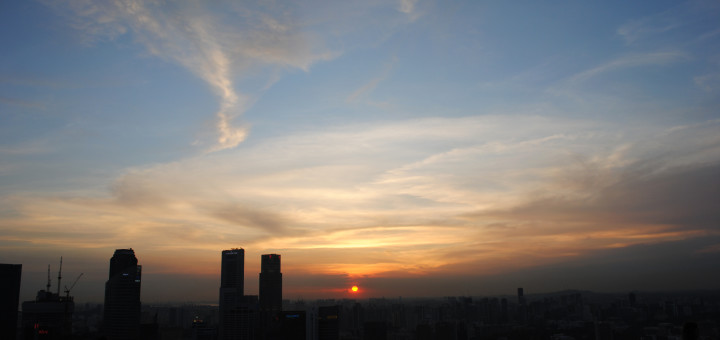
[57,256,63,296]
[46,264,51,292]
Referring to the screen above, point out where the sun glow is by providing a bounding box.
[351,285,359,293]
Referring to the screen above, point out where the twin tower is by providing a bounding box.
[220,249,282,339]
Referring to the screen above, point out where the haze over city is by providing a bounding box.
[1,0,719,305]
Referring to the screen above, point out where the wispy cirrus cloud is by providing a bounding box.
[346,57,396,103]
[45,0,337,151]
[695,73,720,92]
[616,1,720,46]
[544,51,689,106]
[566,51,687,84]
[617,13,681,45]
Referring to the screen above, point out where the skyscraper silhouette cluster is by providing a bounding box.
[1,248,294,339]
[219,249,290,340]
[4,250,720,339]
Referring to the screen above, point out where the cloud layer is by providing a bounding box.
[3,115,719,300]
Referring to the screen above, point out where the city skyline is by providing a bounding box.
[2,0,720,304]
[9,256,718,339]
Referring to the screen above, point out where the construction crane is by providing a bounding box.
[57,256,63,296]
[64,273,83,299]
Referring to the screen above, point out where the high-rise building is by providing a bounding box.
[103,249,142,340]
[259,254,282,338]
[21,290,75,339]
[219,248,245,340]
[221,249,244,295]
[0,264,22,339]
[259,254,282,315]
[21,262,74,340]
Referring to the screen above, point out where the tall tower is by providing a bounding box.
[259,254,282,338]
[103,249,141,340]
[219,248,245,339]
[259,254,282,315]
[221,249,244,294]
[0,264,22,339]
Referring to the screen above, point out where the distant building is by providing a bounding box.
[517,287,525,305]
[517,287,527,323]
[500,298,508,324]
[192,315,217,340]
[434,321,456,340]
[0,263,22,339]
[318,306,339,340]
[103,248,142,340]
[220,248,252,340]
[415,323,433,340]
[363,321,387,340]
[280,311,306,340]
[21,290,74,339]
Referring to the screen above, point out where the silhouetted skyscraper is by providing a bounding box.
[221,249,244,295]
[260,254,282,315]
[103,249,141,340]
[219,248,246,340]
[259,254,282,338]
[0,264,22,339]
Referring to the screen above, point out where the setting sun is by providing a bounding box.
[351,286,359,293]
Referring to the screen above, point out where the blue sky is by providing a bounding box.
[2,0,720,302]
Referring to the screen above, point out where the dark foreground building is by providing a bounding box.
[21,289,75,340]
[220,248,251,339]
[260,254,282,338]
[103,248,142,340]
[0,264,22,339]
[259,254,282,315]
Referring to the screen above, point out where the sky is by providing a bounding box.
[1,0,720,304]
